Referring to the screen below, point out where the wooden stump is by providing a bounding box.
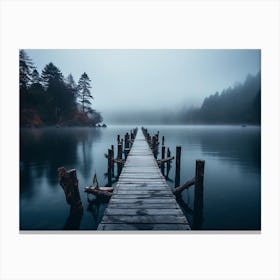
[58,167,83,211]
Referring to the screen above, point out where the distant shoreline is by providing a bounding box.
[20,123,261,129]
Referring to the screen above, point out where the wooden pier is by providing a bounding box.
[98,128,190,230]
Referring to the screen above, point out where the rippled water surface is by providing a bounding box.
[20,125,261,230]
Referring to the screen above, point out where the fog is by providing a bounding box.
[26,49,260,124]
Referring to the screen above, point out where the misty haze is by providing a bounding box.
[20,49,261,231]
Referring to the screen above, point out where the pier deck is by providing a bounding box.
[98,129,190,230]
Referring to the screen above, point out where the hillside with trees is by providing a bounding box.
[182,72,261,124]
[20,50,103,127]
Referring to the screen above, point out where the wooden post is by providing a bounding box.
[194,160,205,211]
[167,148,171,177]
[117,134,120,144]
[147,133,151,145]
[121,138,124,159]
[124,133,129,159]
[107,149,112,186]
[175,146,181,187]
[161,145,165,175]
[162,136,165,146]
[111,144,114,176]
[117,143,122,176]
[58,167,83,211]
[152,136,156,157]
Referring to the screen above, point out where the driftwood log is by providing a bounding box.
[58,167,83,211]
[84,186,113,202]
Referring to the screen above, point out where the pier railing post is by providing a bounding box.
[108,149,113,186]
[175,146,181,187]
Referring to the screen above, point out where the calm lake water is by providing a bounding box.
[20,125,261,230]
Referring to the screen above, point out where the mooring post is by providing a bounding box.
[175,146,181,187]
[111,144,115,176]
[117,134,120,144]
[117,143,122,176]
[167,148,171,177]
[162,136,165,146]
[194,160,205,211]
[107,149,112,186]
[161,145,165,175]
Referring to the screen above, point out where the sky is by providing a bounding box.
[25,49,260,121]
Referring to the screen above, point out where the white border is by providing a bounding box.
[1,1,279,279]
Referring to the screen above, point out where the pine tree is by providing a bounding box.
[41,62,64,89]
[77,72,93,113]
[66,74,77,89]
[31,69,41,84]
[19,50,34,90]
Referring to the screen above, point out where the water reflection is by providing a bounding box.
[64,207,83,230]
[20,127,101,194]
[20,125,261,230]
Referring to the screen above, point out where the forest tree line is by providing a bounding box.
[177,71,261,124]
[20,50,103,127]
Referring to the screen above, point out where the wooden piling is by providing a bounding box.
[162,136,165,146]
[194,160,205,211]
[175,146,181,187]
[111,144,115,176]
[117,134,120,144]
[161,145,165,175]
[117,143,122,176]
[152,136,156,157]
[124,134,129,159]
[167,148,171,177]
[107,149,113,186]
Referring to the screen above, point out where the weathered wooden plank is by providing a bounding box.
[112,194,173,199]
[118,179,167,183]
[108,203,180,209]
[109,198,176,204]
[115,190,172,195]
[105,208,183,216]
[102,215,187,224]
[98,223,191,230]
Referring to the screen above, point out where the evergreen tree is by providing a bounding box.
[66,74,77,90]
[41,62,64,89]
[77,72,93,113]
[19,50,34,90]
[31,69,41,84]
